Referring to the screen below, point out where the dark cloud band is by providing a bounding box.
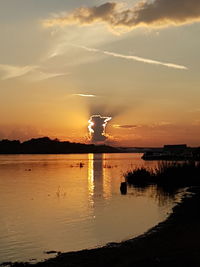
[44,0,200,30]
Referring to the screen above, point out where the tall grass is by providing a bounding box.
[125,161,200,194]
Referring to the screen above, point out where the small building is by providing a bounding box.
[163,144,187,155]
[142,144,192,160]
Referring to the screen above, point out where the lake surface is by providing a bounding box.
[0,153,182,263]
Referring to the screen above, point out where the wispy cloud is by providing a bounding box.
[75,45,188,70]
[73,45,99,53]
[0,64,38,80]
[43,0,200,31]
[73,93,97,98]
[27,71,68,82]
[0,64,68,81]
[102,50,187,70]
[47,42,68,59]
[113,124,138,129]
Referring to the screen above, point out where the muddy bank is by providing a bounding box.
[7,187,200,267]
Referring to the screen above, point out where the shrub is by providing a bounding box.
[124,161,200,194]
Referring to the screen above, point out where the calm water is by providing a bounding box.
[0,153,181,263]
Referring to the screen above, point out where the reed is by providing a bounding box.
[125,161,200,193]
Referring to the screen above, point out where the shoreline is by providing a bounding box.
[6,186,200,267]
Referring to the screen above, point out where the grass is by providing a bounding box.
[125,161,200,194]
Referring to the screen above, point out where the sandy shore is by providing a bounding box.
[6,187,200,267]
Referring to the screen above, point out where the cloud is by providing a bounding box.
[0,64,38,80]
[76,44,188,70]
[88,115,112,143]
[44,0,200,31]
[0,64,68,81]
[27,71,68,82]
[73,93,97,98]
[103,50,187,70]
[113,124,138,129]
[44,3,117,27]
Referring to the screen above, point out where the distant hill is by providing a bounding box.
[0,137,120,154]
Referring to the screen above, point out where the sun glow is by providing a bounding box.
[88,118,95,135]
[102,117,112,130]
[88,115,112,142]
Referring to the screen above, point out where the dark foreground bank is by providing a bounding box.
[5,186,200,267]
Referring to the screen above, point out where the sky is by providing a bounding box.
[0,0,200,147]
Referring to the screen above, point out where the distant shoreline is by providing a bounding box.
[8,186,200,267]
[1,138,200,159]
[0,137,120,154]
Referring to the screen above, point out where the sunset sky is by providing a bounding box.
[0,0,200,146]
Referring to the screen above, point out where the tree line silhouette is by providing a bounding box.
[0,137,119,154]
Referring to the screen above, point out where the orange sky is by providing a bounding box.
[0,0,200,146]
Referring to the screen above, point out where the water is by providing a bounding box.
[0,153,181,263]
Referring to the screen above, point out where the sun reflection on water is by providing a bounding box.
[102,154,112,200]
[87,154,112,204]
[88,153,94,205]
